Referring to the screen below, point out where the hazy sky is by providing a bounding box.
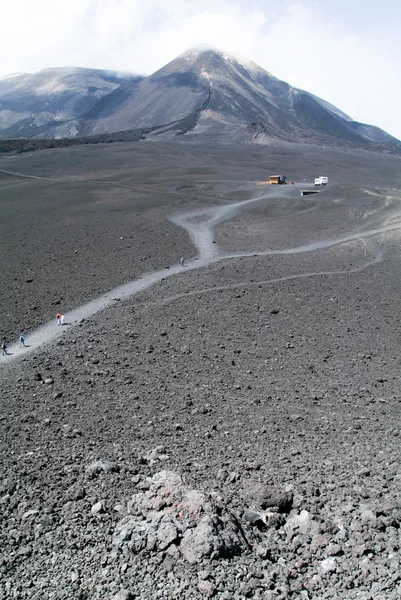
[1,0,400,139]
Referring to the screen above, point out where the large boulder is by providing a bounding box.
[242,482,293,513]
[113,470,249,563]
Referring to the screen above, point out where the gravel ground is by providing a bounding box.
[1,141,401,599]
[1,140,400,339]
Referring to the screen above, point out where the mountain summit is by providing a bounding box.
[0,47,399,149]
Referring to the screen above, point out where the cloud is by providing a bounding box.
[1,0,400,139]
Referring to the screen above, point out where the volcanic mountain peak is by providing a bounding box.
[148,46,280,115]
[0,47,399,151]
[157,46,269,80]
[178,45,234,62]
[150,46,231,79]
[176,46,273,75]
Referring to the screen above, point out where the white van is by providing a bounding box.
[314,176,328,186]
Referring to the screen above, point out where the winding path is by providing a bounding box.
[0,174,398,364]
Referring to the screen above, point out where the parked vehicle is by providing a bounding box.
[314,176,329,186]
[269,175,287,184]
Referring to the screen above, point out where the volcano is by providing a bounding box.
[0,47,399,150]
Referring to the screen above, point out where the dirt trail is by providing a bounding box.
[1,180,398,364]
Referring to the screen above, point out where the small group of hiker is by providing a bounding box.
[2,312,66,357]
[1,332,25,356]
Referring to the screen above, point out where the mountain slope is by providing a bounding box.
[0,67,142,138]
[0,48,399,150]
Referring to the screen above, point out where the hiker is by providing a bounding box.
[1,339,8,356]
[19,332,25,347]
[56,313,62,326]
[180,257,185,267]
[60,314,65,326]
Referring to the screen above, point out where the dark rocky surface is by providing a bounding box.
[1,141,401,599]
[1,140,400,341]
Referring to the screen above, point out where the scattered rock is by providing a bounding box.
[216,468,229,481]
[198,580,215,597]
[320,557,337,574]
[86,460,119,479]
[65,484,86,501]
[243,483,293,513]
[111,590,134,600]
[285,510,318,535]
[22,509,39,520]
[91,500,105,515]
[244,508,266,528]
[143,446,170,466]
[114,470,249,564]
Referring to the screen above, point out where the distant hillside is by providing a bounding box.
[0,67,142,139]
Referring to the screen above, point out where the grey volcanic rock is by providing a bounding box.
[1,141,401,598]
[1,47,399,150]
[111,591,134,600]
[114,470,249,564]
[242,482,293,513]
[284,510,319,535]
[86,459,119,479]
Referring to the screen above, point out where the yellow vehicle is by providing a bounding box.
[257,175,293,186]
[269,175,287,184]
